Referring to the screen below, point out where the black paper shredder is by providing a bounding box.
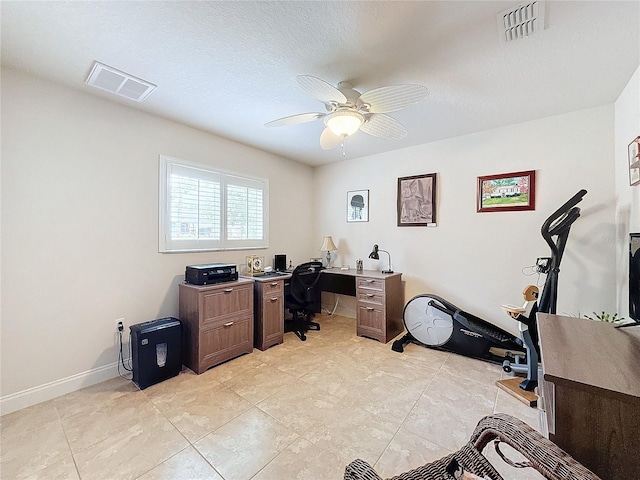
[130,317,182,389]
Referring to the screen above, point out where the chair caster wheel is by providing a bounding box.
[292,330,307,341]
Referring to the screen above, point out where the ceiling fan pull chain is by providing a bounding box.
[341,140,346,157]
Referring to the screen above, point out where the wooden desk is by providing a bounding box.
[250,268,404,344]
[537,313,640,479]
[320,269,404,343]
[245,269,404,345]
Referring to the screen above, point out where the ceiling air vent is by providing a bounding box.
[85,62,156,102]
[497,1,545,43]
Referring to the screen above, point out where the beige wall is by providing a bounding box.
[614,66,640,316]
[0,68,315,412]
[2,64,634,414]
[313,105,617,333]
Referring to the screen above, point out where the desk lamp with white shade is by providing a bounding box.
[320,236,338,268]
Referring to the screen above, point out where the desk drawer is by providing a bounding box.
[357,291,385,305]
[199,316,253,371]
[258,294,284,350]
[201,283,252,326]
[357,278,385,292]
[357,305,385,341]
[261,280,284,296]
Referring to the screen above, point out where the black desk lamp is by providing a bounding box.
[369,244,393,273]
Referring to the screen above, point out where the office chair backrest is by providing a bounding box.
[289,261,323,305]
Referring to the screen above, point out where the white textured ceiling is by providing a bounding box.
[2,1,639,166]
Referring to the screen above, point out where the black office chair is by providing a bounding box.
[284,261,323,341]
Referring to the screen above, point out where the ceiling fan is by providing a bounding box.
[265,75,429,150]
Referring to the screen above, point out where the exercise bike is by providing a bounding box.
[501,189,587,390]
[392,190,587,392]
[391,292,526,367]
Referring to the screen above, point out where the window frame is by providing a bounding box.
[159,155,269,253]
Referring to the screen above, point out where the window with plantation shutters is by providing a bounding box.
[159,156,268,252]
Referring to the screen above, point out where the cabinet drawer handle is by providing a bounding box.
[270,282,279,287]
[223,321,234,327]
[270,297,279,302]
[224,288,234,293]
[366,307,374,311]
[366,293,375,297]
[365,279,374,283]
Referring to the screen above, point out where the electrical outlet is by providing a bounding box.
[114,318,125,346]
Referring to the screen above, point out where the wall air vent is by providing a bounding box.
[85,62,156,102]
[497,1,545,43]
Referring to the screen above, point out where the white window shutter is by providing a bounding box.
[159,156,268,252]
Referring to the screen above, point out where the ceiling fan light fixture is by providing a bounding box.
[325,110,364,137]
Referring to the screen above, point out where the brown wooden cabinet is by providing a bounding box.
[537,313,640,480]
[355,272,403,343]
[251,275,288,350]
[179,279,254,374]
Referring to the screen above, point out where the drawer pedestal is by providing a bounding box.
[179,279,254,374]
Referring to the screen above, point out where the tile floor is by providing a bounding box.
[0,314,544,480]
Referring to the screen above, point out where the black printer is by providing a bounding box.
[185,263,238,285]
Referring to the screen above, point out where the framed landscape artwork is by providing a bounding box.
[477,170,535,213]
[397,173,437,226]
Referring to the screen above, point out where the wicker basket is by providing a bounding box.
[344,413,601,480]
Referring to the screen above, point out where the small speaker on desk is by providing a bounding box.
[274,254,286,272]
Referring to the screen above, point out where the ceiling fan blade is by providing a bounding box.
[360,114,407,139]
[264,112,324,127]
[297,75,347,104]
[320,127,343,150]
[359,84,428,113]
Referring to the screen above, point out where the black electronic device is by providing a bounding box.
[274,254,287,272]
[622,233,640,326]
[130,317,182,389]
[185,263,238,285]
[630,234,640,321]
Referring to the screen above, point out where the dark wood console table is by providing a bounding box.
[537,313,640,479]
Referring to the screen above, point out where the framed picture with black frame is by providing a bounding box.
[397,173,437,226]
[347,190,369,222]
[628,136,640,186]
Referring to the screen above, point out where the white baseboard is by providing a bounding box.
[1,359,130,416]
